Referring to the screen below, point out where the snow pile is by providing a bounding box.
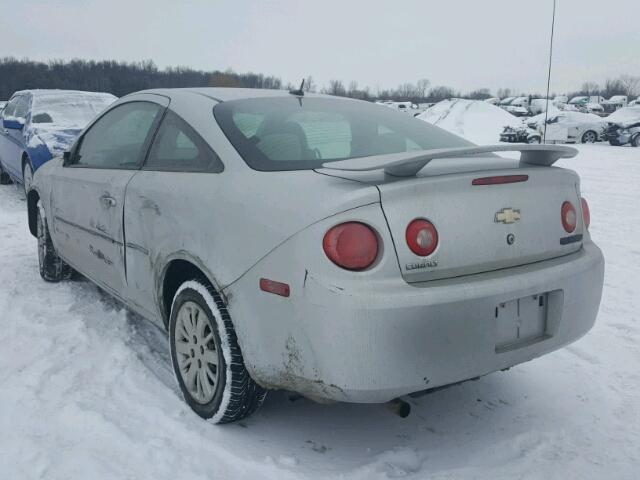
[0,145,639,479]
[417,99,521,145]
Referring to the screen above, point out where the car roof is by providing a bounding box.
[135,87,335,103]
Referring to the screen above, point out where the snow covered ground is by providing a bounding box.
[417,99,521,145]
[0,144,639,479]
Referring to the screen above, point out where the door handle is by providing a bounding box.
[100,195,117,208]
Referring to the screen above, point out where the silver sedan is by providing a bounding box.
[28,88,604,423]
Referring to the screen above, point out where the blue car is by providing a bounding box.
[0,90,116,188]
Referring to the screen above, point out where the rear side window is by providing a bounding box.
[145,110,223,172]
[73,101,161,169]
[214,97,471,171]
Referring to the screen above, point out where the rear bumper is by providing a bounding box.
[227,241,604,403]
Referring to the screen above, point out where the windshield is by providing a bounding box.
[31,93,116,128]
[214,97,471,171]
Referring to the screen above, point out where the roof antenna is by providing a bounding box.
[543,0,557,144]
[289,78,305,96]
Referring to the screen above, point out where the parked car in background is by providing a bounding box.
[504,97,530,116]
[526,111,607,143]
[499,97,516,109]
[485,97,501,105]
[553,95,568,106]
[602,95,628,114]
[604,106,640,146]
[628,98,640,107]
[27,87,603,423]
[0,89,116,189]
[499,125,541,144]
[529,98,552,115]
[585,102,605,116]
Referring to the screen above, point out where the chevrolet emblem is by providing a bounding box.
[495,208,521,224]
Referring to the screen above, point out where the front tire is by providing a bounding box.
[528,136,541,144]
[581,130,597,143]
[632,134,640,148]
[169,280,266,423]
[37,202,72,282]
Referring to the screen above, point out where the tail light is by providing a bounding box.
[323,222,378,270]
[581,197,590,229]
[406,219,438,256]
[561,201,577,233]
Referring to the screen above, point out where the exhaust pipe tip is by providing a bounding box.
[386,398,411,418]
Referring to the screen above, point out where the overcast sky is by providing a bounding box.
[1,0,638,95]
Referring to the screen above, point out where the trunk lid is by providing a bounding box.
[377,164,584,282]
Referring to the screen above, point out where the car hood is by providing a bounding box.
[606,108,640,128]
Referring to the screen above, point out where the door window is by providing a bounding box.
[2,95,28,119]
[72,102,161,169]
[145,110,223,172]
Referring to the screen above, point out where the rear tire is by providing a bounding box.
[37,202,72,282]
[169,280,266,423]
[632,134,640,148]
[528,136,541,144]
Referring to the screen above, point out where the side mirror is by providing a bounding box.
[3,118,24,130]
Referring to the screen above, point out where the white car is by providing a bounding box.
[28,88,604,423]
[526,111,607,143]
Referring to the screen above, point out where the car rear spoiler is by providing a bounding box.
[321,144,578,177]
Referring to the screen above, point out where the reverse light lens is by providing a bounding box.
[561,201,577,233]
[323,222,378,271]
[581,197,590,229]
[406,219,439,256]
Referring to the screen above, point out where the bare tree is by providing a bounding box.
[619,75,640,98]
[602,78,626,99]
[428,86,456,102]
[496,88,512,99]
[304,76,316,93]
[581,81,600,96]
[467,88,492,100]
[326,79,346,96]
[417,78,430,99]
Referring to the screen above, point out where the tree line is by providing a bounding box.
[1,57,638,105]
[0,57,282,99]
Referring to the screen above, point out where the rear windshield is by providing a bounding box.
[31,93,116,128]
[214,97,471,171]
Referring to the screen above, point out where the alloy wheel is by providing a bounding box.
[582,131,597,143]
[174,301,221,404]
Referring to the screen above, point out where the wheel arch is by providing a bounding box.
[158,255,226,330]
[21,151,31,172]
